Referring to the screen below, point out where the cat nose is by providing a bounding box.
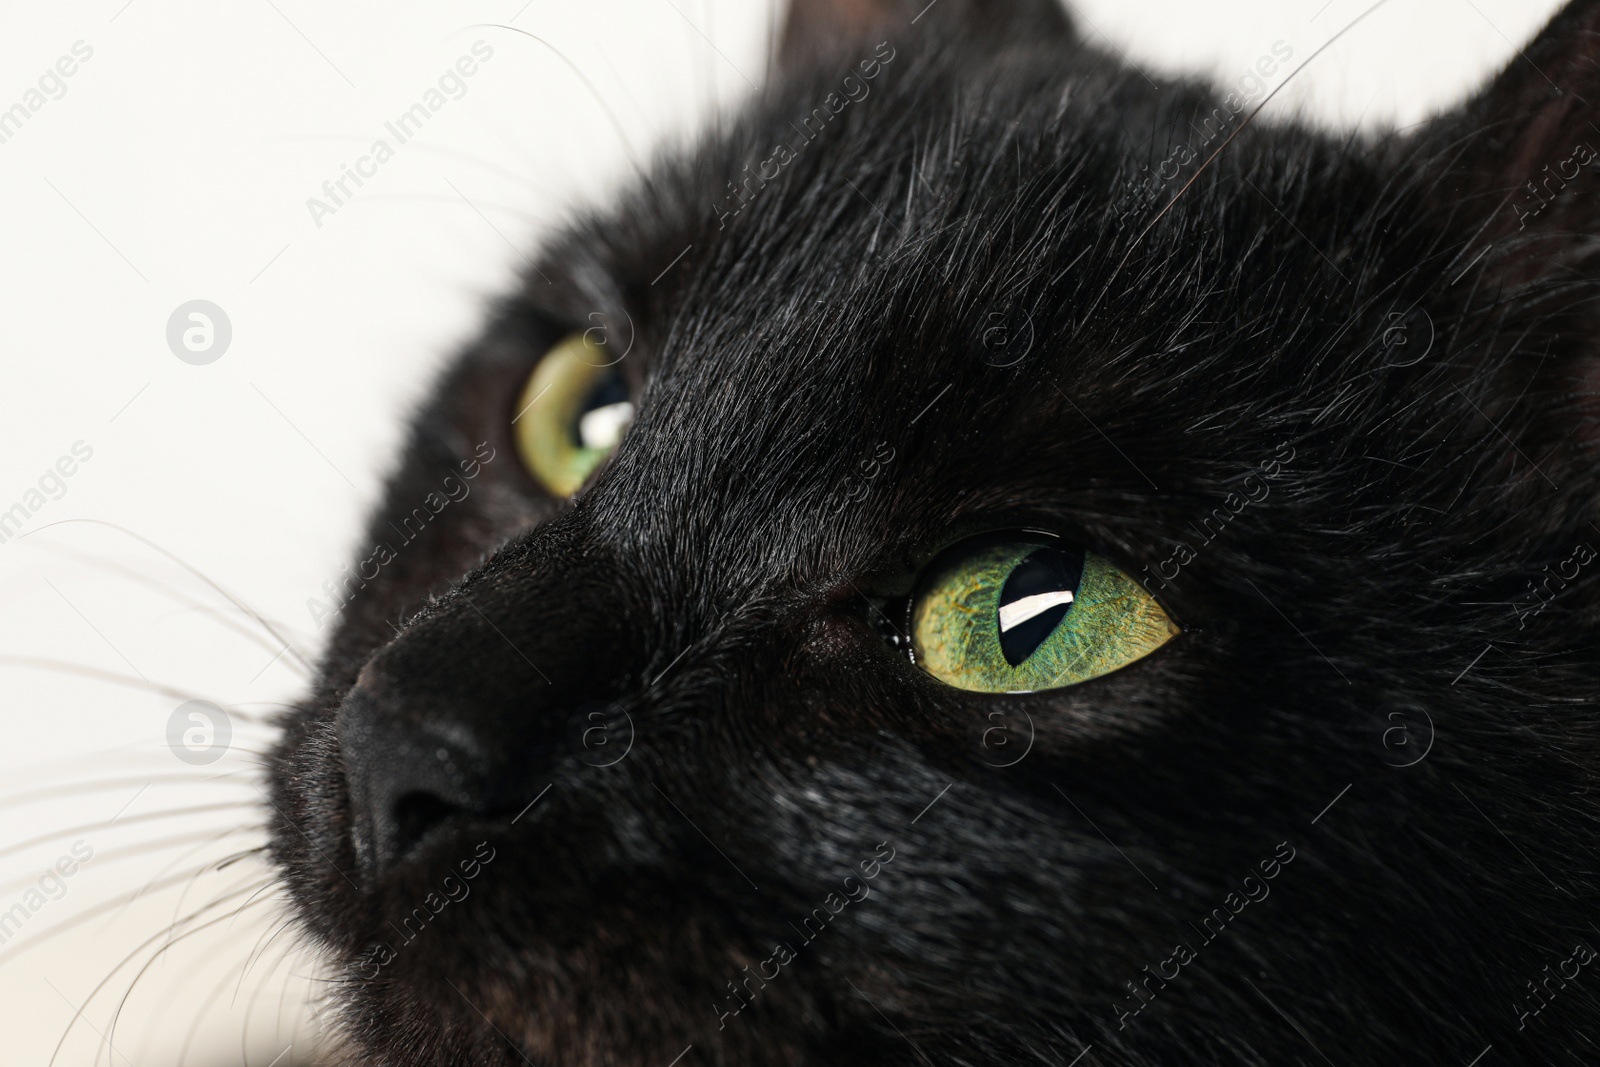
[336,680,492,880]
[331,570,638,882]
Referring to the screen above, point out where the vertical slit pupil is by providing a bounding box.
[997,546,1085,666]
[572,370,631,448]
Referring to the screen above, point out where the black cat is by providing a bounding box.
[268,1,1600,1063]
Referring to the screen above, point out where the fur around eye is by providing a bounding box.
[910,536,1178,692]
[513,332,635,496]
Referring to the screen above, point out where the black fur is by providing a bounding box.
[269,1,1600,1063]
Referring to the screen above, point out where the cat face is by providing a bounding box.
[269,1,1600,1064]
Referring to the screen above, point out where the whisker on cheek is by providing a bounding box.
[15,536,315,680]
[0,802,262,867]
[20,518,317,677]
[0,656,274,723]
[0,769,258,811]
[87,879,285,1067]
[0,827,259,899]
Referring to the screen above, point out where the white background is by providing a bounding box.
[0,0,1565,1063]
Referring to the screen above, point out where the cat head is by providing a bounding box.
[270,1,1600,1063]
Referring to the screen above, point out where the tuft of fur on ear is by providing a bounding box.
[1422,0,1600,456]
[775,0,1072,71]
[1434,0,1600,251]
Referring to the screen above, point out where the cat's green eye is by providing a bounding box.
[514,332,634,496]
[910,537,1178,693]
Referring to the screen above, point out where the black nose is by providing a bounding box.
[336,680,491,878]
[332,557,642,883]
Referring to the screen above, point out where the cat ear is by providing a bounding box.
[1425,1,1600,466]
[776,0,1072,71]
[1434,0,1600,248]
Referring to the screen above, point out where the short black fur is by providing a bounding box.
[268,1,1600,1063]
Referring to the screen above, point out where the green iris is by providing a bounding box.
[910,538,1178,693]
[514,333,634,497]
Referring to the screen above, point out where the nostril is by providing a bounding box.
[392,790,466,859]
[337,683,490,880]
